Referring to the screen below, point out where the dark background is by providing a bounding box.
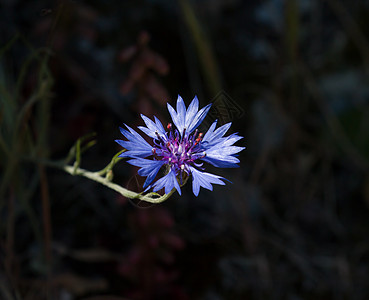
[1,0,369,299]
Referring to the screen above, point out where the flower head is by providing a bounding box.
[115,95,245,196]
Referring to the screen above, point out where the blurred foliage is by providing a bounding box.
[0,34,53,282]
[1,0,369,299]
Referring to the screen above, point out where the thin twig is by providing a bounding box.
[41,160,174,204]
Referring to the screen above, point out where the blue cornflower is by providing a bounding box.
[115,95,245,196]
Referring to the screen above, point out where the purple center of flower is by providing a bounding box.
[152,123,206,175]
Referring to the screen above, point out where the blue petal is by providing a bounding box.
[211,122,232,141]
[140,114,158,132]
[176,95,186,131]
[138,126,155,139]
[154,116,166,134]
[152,168,181,195]
[167,102,182,134]
[117,147,152,158]
[221,133,244,146]
[202,122,231,146]
[202,120,218,142]
[127,158,165,188]
[189,166,225,196]
[201,156,241,168]
[187,103,212,134]
[185,96,199,128]
[206,144,245,156]
[115,125,153,158]
[201,141,245,168]
[167,95,212,137]
[139,114,166,140]
[200,122,245,168]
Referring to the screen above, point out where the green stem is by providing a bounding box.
[96,150,125,176]
[42,160,174,204]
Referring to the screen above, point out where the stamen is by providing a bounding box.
[167,123,172,130]
[194,132,203,146]
[153,139,161,146]
[155,130,165,145]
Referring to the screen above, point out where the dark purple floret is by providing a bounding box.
[154,127,204,169]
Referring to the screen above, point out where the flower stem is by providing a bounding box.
[41,160,174,204]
